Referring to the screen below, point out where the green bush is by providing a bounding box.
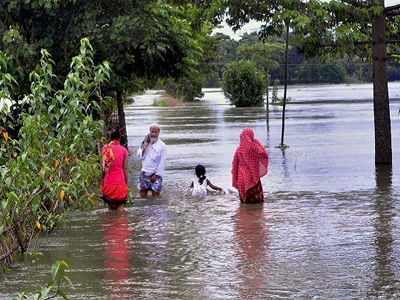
[164,72,205,101]
[0,39,110,263]
[222,60,265,107]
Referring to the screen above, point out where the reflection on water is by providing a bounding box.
[140,204,169,264]
[233,204,269,300]
[101,212,132,299]
[369,165,399,298]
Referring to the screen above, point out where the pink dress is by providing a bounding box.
[101,141,129,201]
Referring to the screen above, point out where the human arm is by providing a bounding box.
[231,151,239,188]
[137,141,149,158]
[100,148,105,182]
[123,155,128,185]
[207,179,222,191]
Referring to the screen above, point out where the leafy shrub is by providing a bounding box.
[0,39,110,262]
[164,73,205,101]
[222,60,265,107]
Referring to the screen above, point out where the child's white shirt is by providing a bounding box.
[192,177,208,197]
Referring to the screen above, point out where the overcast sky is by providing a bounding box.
[213,0,400,40]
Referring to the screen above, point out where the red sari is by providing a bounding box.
[101,140,129,204]
[232,128,268,203]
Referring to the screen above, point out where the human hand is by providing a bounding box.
[141,133,150,149]
[150,174,157,182]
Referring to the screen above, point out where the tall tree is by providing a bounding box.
[236,32,285,128]
[294,0,400,164]
[222,0,400,164]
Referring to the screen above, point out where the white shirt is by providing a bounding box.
[192,178,208,197]
[137,139,167,177]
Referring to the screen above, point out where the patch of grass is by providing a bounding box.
[153,94,184,107]
[275,143,290,149]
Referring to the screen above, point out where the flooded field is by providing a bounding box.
[2,83,400,299]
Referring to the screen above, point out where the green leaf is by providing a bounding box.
[61,275,73,287]
[57,289,68,300]
[7,192,19,203]
[51,261,61,281]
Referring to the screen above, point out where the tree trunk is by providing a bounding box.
[280,24,289,146]
[265,66,270,131]
[372,1,392,164]
[116,91,128,149]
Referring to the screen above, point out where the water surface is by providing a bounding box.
[2,83,400,299]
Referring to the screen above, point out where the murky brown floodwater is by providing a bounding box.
[2,83,400,299]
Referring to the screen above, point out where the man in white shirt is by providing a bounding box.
[137,122,167,197]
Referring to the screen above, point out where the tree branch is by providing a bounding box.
[385,11,400,16]
[342,0,366,9]
[386,40,400,44]
[384,4,400,13]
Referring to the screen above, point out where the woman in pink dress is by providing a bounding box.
[231,127,269,203]
[101,126,129,211]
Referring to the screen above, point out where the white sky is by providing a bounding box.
[213,0,400,41]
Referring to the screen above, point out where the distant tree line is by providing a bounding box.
[205,31,400,88]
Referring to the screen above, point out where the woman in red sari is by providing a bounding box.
[231,128,269,203]
[101,126,129,211]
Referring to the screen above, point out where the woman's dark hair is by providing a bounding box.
[195,164,206,184]
[110,126,121,141]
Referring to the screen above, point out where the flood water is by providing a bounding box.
[2,83,400,299]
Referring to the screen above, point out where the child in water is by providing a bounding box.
[189,164,223,197]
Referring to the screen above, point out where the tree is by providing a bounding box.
[223,0,400,164]
[236,32,285,127]
[0,0,205,146]
[294,0,400,164]
[222,59,265,107]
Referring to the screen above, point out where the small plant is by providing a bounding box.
[26,251,44,265]
[271,79,280,105]
[11,260,72,300]
[153,99,169,107]
[271,79,292,106]
[276,143,290,150]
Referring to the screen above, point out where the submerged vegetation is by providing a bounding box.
[11,260,72,300]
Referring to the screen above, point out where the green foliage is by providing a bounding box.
[271,79,280,105]
[299,58,345,84]
[222,60,265,107]
[276,143,290,150]
[153,99,169,107]
[0,0,212,136]
[164,73,205,101]
[160,7,220,100]
[236,33,285,75]
[11,260,72,300]
[271,79,292,106]
[0,39,110,255]
[204,71,220,88]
